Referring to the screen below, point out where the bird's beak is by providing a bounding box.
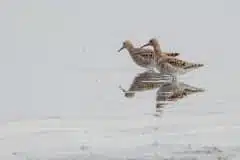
[118,46,124,52]
[140,43,150,48]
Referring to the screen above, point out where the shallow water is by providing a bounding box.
[1,0,240,159]
[1,68,240,160]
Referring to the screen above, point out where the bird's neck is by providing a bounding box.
[153,44,163,56]
[126,45,134,53]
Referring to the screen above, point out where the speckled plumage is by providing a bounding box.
[140,38,204,76]
[118,40,180,69]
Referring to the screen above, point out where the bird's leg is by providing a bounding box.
[171,75,178,83]
[158,73,172,81]
[146,68,155,73]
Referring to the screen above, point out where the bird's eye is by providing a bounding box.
[123,42,126,46]
[149,40,153,43]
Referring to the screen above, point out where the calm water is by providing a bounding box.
[1,0,240,159]
[1,67,240,160]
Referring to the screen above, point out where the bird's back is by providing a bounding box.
[128,48,154,68]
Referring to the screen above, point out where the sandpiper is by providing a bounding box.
[140,38,204,79]
[118,40,180,70]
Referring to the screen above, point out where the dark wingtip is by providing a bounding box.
[167,53,180,57]
[174,53,180,56]
[194,63,204,68]
[184,63,204,70]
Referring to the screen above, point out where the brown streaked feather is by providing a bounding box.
[131,48,154,55]
[138,52,179,59]
[167,58,188,67]
[160,57,198,69]
[132,54,153,66]
[133,48,179,58]
[184,63,204,70]
[139,53,154,58]
[164,52,180,57]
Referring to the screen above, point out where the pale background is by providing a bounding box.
[0,0,239,159]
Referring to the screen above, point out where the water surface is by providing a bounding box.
[0,0,240,159]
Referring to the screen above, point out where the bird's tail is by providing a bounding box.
[184,63,204,70]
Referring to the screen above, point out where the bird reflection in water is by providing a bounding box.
[119,70,205,116]
[119,70,170,98]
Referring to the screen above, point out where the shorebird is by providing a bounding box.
[118,40,180,70]
[140,38,204,79]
